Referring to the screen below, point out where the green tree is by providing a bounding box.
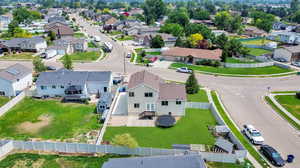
[184,23,214,40]
[62,54,73,70]
[175,36,184,47]
[33,56,46,73]
[150,35,165,48]
[143,0,166,25]
[291,0,300,12]
[111,133,139,148]
[29,10,42,20]
[167,9,190,27]
[214,11,242,33]
[185,71,199,94]
[48,31,56,41]
[292,10,300,24]
[215,33,228,49]
[250,11,275,33]
[159,23,184,37]
[13,8,32,24]
[8,20,19,36]
[193,9,210,20]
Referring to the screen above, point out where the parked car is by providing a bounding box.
[291,62,300,67]
[274,57,288,62]
[94,36,101,42]
[260,145,285,167]
[176,67,192,73]
[149,57,158,63]
[126,53,132,58]
[46,66,56,71]
[242,124,264,145]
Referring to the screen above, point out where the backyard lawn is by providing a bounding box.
[0,52,34,60]
[187,90,209,102]
[240,38,273,45]
[247,48,272,56]
[74,32,86,38]
[170,63,292,76]
[0,153,118,168]
[0,98,99,140]
[225,57,260,64]
[0,96,9,107]
[116,35,134,41]
[104,108,217,148]
[275,95,300,121]
[88,42,98,48]
[61,51,101,61]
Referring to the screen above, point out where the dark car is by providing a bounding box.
[46,66,56,71]
[260,145,285,167]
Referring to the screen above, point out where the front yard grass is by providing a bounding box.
[104,108,217,148]
[74,32,86,38]
[88,42,98,48]
[0,153,119,168]
[170,63,292,76]
[207,160,252,168]
[274,95,300,121]
[211,91,269,168]
[0,52,34,60]
[0,97,99,140]
[247,48,272,56]
[187,90,209,102]
[225,57,260,64]
[61,51,101,61]
[116,35,134,41]
[0,96,9,107]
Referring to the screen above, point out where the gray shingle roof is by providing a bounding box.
[215,138,234,153]
[0,63,31,82]
[36,69,111,86]
[2,37,45,48]
[102,155,207,168]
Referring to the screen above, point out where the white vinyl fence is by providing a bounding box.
[185,102,210,109]
[224,62,274,68]
[0,91,25,117]
[0,141,13,159]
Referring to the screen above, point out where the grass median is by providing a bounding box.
[211,91,270,168]
[187,90,209,102]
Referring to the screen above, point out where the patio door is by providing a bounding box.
[146,103,155,112]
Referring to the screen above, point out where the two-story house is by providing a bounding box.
[0,63,32,97]
[36,69,112,99]
[53,37,88,53]
[268,32,300,44]
[127,71,186,117]
[0,37,47,53]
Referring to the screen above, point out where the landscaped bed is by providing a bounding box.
[187,90,209,102]
[0,98,100,140]
[0,52,34,60]
[170,63,292,76]
[274,95,300,121]
[0,96,9,107]
[247,48,272,56]
[104,108,217,148]
[61,51,101,61]
[0,153,119,168]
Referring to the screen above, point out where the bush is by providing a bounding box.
[296,92,300,99]
[196,59,220,67]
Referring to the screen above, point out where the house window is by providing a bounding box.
[61,85,64,89]
[176,101,181,105]
[52,85,56,89]
[134,103,140,108]
[41,86,47,90]
[129,92,134,97]
[144,92,153,97]
[104,87,107,92]
[161,101,168,106]
[0,91,5,96]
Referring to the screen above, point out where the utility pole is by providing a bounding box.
[123,52,126,75]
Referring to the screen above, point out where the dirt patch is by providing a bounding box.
[12,159,45,168]
[17,115,52,134]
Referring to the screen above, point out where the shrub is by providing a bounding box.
[296,92,300,99]
[185,71,199,94]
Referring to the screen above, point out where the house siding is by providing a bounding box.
[37,83,88,98]
[274,48,292,62]
[0,73,32,97]
[157,100,186,116]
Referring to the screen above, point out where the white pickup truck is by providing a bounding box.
[176,67,192,73]
[242,124,264,145]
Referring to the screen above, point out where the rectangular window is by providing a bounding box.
[0,91,5,96]
[104,87,107,92]
[161,101,168,106]
[129,92,134,97]
[176,101,181,105]
[61,85,64,89]
[144,92,153,97]
[41,86,47,90]
[134,103,139,108]
[52,85,56,89]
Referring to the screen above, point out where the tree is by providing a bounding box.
[62,54,73,70]
[48,31,56,41]
[193,9,210,20]
[292,10,300,24]
[33,56,46,73]
[167,9,190,27]
[184,23,214,40]
[8,20,19,36]
[13,8,33,24]
[159,23,184,37]
[143,0,166,25]
[214,11,243,33]
[185,71,199,94]
[111,133,139,148]
[13,27,32,38]
[175,36,184,47]
[187,33,203,48]
[250,11,275,33]
[29,10,42,20]
[150,35,165,48]
[221,45,229,62]
[291,0,300,12]
[215,33,228,49]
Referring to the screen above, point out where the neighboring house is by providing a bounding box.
[128,8,144,16]
[161,47,222,64]
[103,16,118,29]
[48,16,66,23]
[47,44,73,55]
[125,25,159,36]
[0,37,47,53]
[127,70,186,116]
[44,22,74,38]
[53,37,88,53]
[134,33,177,47]
[244,26,267,37]
[190,19,214,26]
[102,155,207,168]
[0,14,12,30]
[273,22,288,30]
[36,69,112,98]
[268,32,300,44]
[273,45,300,62]
[0,63,32,97]
[214,138,234,154]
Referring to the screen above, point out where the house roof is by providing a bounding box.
[0,63,31,82]
[283,45,300,53]
[2,37,45,48]
[36,69,111,86]
[215,138,234,153]
[105,17,118,25]
[138,33,177,42]
[45,23,73,36]
[162,47,222,60]
[159,82,186,100]
[102,155,206,168]
[54,36,86,45]
[128,70,164,91]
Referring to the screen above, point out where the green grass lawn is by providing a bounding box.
[74,32,86,38]
[109,31,122,36]
[0,153,119,168]
[0,52,34,60]
[241,39,273,45]
[104,108,217,148]
[117,35,134,41]
[211,91,269,168]
[171,63,291,76]
[247,48,272,56]
[225,57,260,64]
[275,95,300,121]
[187,90,209,102]
[61,51,101,61]
[207,160,252,168]
[88,42,98,48]
[146,51,161,55]
[0,98,99,140]
[0,96,9,107]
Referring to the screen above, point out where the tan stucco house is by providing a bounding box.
[127,71,186,117]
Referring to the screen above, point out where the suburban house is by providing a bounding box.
[44,22,74,38]
[125,25,159,36]
[134,33,177,47]
[127,70,186,117]
[0,37,47,53]
[0,63,32,97]
[0,14,12,30]
[244,26,267,37]
[272,22,288,30]
[273,45,300,62]
[268,32,300,44]
[102,155,207,168]
[36,69,112,99]
[161,47,222,64]
[47,43,73,55]
[53,37,88,53]
[48,16,66,23]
